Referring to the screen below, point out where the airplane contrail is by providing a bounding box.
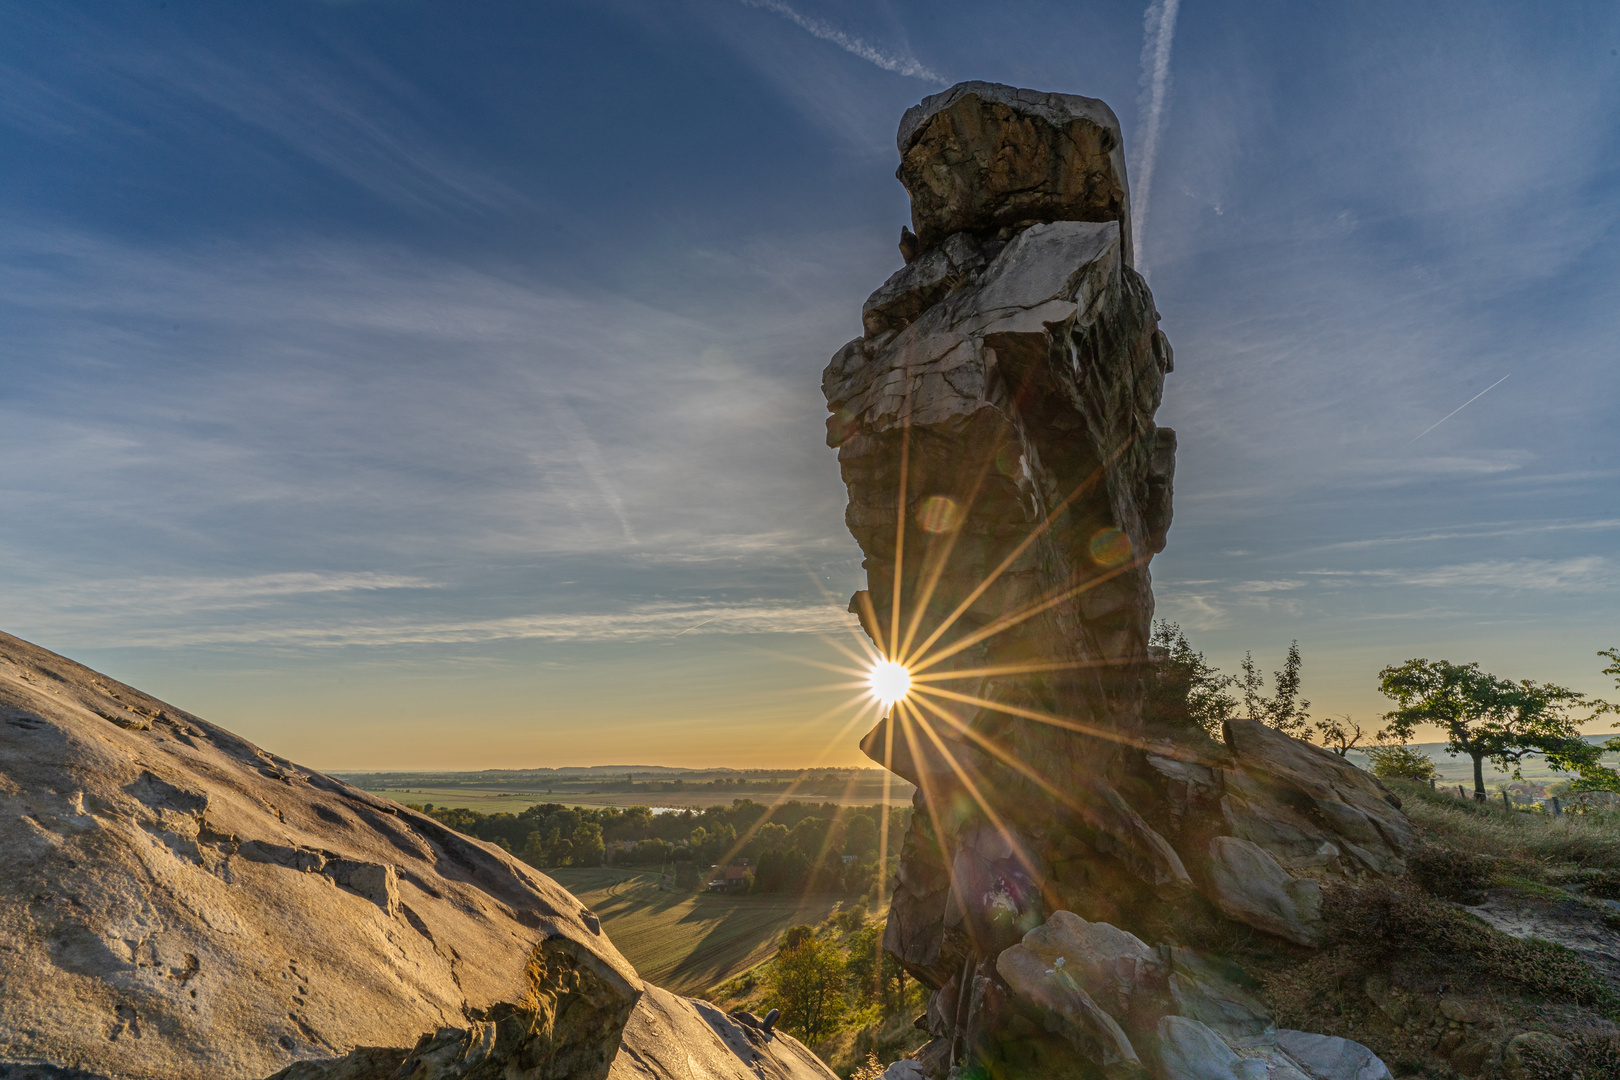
[1409,373,1512,444]
[735,0,947,84]
[1130,0,1182,277]
[671,616,718,639]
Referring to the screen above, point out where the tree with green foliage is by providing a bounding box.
[1146,621,1236,736]
[843,920,915,1019]
[1363,741,1439,782]
[1241,641,1311,736]
[571,822,605,867]
[1378,658,1609,801]
[769,932,847,1042]
[843,814,878,858]
[1565,648,1620,793]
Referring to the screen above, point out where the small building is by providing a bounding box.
[706,863,752,894]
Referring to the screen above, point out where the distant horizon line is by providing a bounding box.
[328,764,909,776]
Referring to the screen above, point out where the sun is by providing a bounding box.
[868,660,912,708]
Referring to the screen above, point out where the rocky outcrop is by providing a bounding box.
[0,630,638,1080]
[823,82,1413,1080]
[0,631,837,1080]
[268,987,835,1080]
[991,911,1390,1080]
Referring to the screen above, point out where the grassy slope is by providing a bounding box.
[546,867,864,996]
[1255,779,1620,1079]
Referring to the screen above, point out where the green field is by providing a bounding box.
[546,867,867,996]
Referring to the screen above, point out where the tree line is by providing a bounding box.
[406,798,911,896]
[1150,622,1620,801]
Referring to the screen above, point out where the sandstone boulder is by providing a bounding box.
[1205,837,1322,947]
[896,82,1133,264]
[0,630,639,1079]
[995,913,1391,1080]
[271,987,836,1080]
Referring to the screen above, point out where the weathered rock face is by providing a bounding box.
[268,987,836,1080]
[0,630,839,1080]
[823,82,1412,1079]
[0,630,639,1079]
[896,82,1134,265]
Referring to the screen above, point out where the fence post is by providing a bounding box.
[1458,785,1466,799]
[1430,778,1436,789]
[1551,797,1562,817]
[1502,790,1511,810]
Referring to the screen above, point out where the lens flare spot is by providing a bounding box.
[1088,527,1132,567]
[869,660,912,706]
[916,495,963,534]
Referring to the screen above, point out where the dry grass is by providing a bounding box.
[1389,779,1620,878]
[1241,778,1620,1078]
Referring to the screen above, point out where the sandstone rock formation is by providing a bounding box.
[268,986,833,1080]
[0,630,834,1080]
[823,82,1413,1079]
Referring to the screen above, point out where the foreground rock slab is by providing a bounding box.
[0,631,639,1080]
[271,987,836,1080]
[995,911,1391,1080]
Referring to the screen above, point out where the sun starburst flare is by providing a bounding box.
[868,659,912,709]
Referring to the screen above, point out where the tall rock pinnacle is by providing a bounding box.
[823,82,1409,1080]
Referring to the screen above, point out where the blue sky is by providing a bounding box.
[2,0,1617,768]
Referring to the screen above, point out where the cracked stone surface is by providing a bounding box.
[824,81,1415,1079]
[0,629,641,1080]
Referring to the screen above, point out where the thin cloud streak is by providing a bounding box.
[734,0,947,84]
[1410,373,1511,444]
[57,602,859,650]
[546,403,638,545]
[1310,518,1620,553]
[1312,557,1617,592]
[1129,0,1181,275]
[24,572,442,613]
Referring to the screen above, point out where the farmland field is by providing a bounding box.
[546,867,869,996]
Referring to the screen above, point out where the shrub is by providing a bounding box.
[1364,743,1439,781]
[1513,1030,1620,1080]
[1581,870,1620,901]
[1406,845,1494,902]
[849,1051,884,1080]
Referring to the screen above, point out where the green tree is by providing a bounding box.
[768,933,847,1042]
[843,814,878,859]
[1146,621,1236,735]
[571,822,605,867]
[1363,741,1439,782]
[1378,659,1603,801]
[1567,648,1620,793]
[1241,641,1311,736]
[1314,714,1365,756]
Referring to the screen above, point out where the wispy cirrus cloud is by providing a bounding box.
[1311,557,1619,592]
[1312,519,1620,552]
[48,601,858,650]
[733,0,946,84]
[28,572,440,614]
